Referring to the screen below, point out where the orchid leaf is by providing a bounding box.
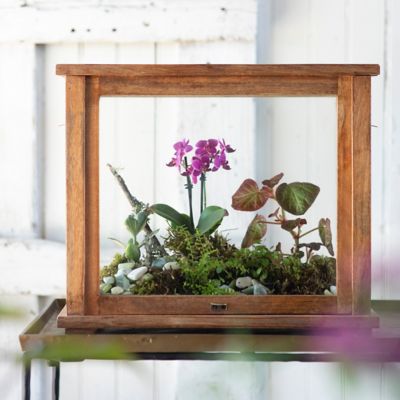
[276,182,320,215]
[241,214,267,248]
[231,179,273,211]
[281,218,307,232]
[262,172,284,189]
[151,204,192,231]
[197,206,228,235]
[171,213,194,233]
[319,218,334,256]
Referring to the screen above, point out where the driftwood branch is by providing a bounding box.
[107,164,167,256]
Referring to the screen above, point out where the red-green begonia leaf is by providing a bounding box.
[241,214,267,248]
[231,179,273,211]
[262,172,284,189]
[276,182,320,215]
[319,218,334,256]
[281,218,307,232]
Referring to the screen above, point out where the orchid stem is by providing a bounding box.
[184,157,195,232]
[200,173,206,213]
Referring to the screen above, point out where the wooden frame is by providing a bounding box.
[57,64,380,330]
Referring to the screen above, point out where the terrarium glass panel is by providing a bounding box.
[98,97,337,297]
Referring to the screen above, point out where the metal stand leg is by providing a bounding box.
[22,353,31,400]
[49,361,60,400]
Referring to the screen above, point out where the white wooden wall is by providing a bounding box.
[0,0,400,399]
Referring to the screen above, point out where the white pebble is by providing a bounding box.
[111,286,124,295]
[236,276,253,289]
[103,276,115,285]
[163,261,180,271]
[127,266,148,281]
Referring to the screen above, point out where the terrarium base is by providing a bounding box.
[57,306,379,332]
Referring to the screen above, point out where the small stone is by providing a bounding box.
[330,285,337,295]
[111,286,124,295]
[241,286,254,295]
[252,280,268,295]
[163,261,180,271]
[100,283,112,294]
[118,262,135,274]
[219,285,235,293]
[324,289,333,296]
[151,257,167,269]
[127,266,148,281]
[236,276,252,289]
[103,276,115,285]
[114,270,130,290]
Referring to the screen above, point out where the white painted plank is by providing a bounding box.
[0,239,64,295]
[0,43,39,238]
[43,43,80,242]
[99,43,155,250]
[114,360,154,400]
[381,364,400,400]
[175,361,266,400]
[268,362,307,400]
[343,364,383,400]
[79,360,117,400]
[0,1,256,43]
[153,361,178,400]
[383,0,400,299]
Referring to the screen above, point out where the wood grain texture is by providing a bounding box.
[66,75,86,315]
[85,77,100,315]
[57,305,378,330]
[61,64,377,325]
[97,295,337,315]
[56,64,380,77]
[99,75,337,97]
[23,301,400,356]
[352,76,372,314]
[337,76,354,314]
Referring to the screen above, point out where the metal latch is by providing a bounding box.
[210,303,228,311]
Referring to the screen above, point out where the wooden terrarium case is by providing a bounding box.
[56,64,379,331]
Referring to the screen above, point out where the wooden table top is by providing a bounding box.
[19,299,400,362]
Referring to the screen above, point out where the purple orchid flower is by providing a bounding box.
[167,138,235,183]
[166,139,193,172]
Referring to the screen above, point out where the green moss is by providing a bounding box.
[130,279,156,295]
[176,245,335,295]
[102,230,336,296]
[164,226,236,262]
[99,252,127,280]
